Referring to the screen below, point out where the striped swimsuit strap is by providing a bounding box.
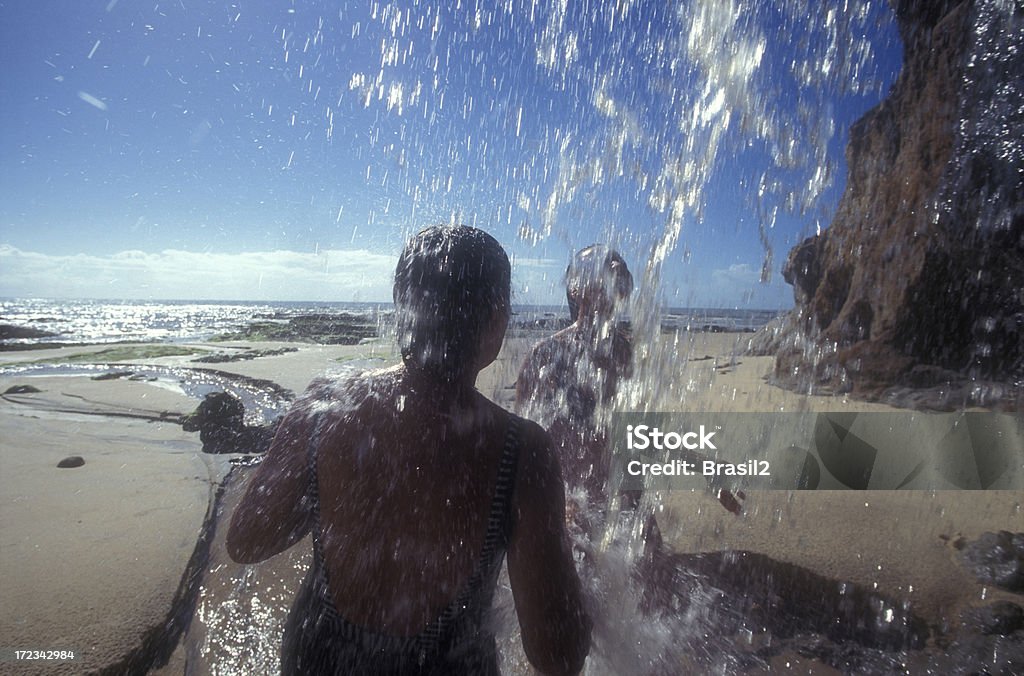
[305,413,521,656]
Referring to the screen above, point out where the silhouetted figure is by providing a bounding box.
[226,226,590,676]
[182,391,277,455]
[516,246,635,510]
[517,247,743,542]
[515,247,929,669]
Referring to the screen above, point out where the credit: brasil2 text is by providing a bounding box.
[627,458,771,477]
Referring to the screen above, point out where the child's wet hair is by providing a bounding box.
[393,226,511,381]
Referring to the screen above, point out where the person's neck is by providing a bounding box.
[400,362,478,403]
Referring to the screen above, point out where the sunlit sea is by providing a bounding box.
[0,298,781,346]
[0,298,389,346]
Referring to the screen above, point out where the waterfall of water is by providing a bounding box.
[287,1,902,673]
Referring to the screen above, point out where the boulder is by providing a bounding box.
[960,531,1024,593]
[0,324,59,340]
[3,384,42,395]
[772,0,1023,401]
[961,601,1024,636]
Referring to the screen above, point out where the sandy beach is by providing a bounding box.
[1,332,1021,674]
[0,376,226,674]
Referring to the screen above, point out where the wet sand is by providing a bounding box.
[0,333,1021,673]
[0,377,228,675]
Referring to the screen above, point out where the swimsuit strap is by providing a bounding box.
[429,414,520,640]
[305,413,521,657]
[306,412,332,601]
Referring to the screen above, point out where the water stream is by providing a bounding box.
[180,1,1019,673]
[9,0,1019,673]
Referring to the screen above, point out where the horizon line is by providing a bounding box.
[0,296,791,313]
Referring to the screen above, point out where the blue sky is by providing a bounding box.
[0,1,901,307]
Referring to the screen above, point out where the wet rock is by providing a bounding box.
[0,324,59,340]
[771,1,1024,400]
[961,531,1024,592]
[645,549,929,653]
[57,456,85,468]
[938,632,1024,675]
[962,601,1024,636]
[744,316,786,356]
[3,384,42,395]
[92,371,134,381]
[897,364,961,389]
[191,346,298,364]
[514,316,572,331]
[182,391,278,455]
[213,313,378,345]
[788,636,908,674]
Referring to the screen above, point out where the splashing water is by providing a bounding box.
[271,0,891,254]
[240,0,898,673]
[184,0,1021,673]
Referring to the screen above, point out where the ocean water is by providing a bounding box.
[0,298,390,346]
[660,308,780,333]
[0,298,780,347]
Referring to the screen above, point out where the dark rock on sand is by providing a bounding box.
[769,1,1024,402]
[935,635,1024,675]
[509,312,572,332]
[961,531,1024,593]
[0,324,59,340]
[4,384,42,395]
[962,601,1024,636]
[91,371,135,381]
[784,636,909,674]
[57,456,85,468]
[644,549,928,656]
[182,391,278,455]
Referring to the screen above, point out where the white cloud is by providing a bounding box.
[0,245,794,308]
[0,245,574,305]
[0,245,398,302]
[711,262,761,286]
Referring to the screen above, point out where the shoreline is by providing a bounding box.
[1,334,1021,673]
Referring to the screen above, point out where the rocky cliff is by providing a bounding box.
[763,0,1023,408]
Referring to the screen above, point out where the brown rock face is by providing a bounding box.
[772,0,1023,401]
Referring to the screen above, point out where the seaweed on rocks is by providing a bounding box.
[191,346,298,363]
[212,312,378,345]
